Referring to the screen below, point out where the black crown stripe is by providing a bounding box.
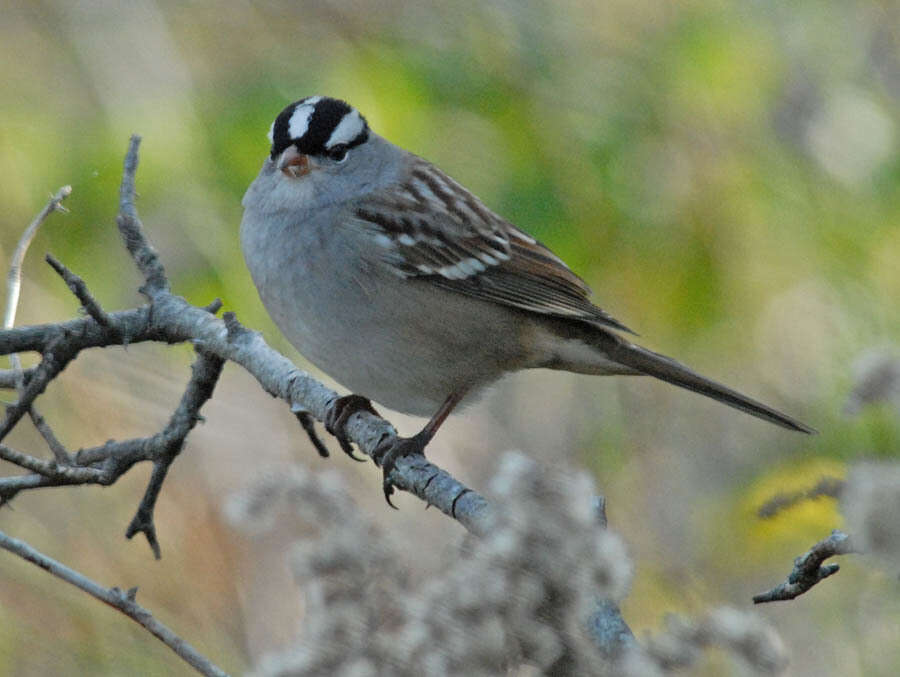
[269,97,369,159]
[269,100,300,159]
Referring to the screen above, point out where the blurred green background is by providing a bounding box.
[1,1,898,674]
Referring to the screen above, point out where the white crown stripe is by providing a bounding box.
[325,110,366,149]
[287,100,320,141]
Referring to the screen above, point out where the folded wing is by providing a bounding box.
[352,156,633,333]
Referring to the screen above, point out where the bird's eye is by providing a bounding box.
[328,145,349,163]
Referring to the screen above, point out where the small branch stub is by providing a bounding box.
[753,530,856,603]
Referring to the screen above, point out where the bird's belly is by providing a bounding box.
[246,239,528,416]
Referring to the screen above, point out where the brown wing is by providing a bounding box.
[351,156,634,333]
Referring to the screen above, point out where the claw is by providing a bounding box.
[324,394,379,461]
[383,480,397,508]
[294,411,329,458]
[372,430,431,507]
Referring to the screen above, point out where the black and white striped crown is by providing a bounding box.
[268,96,369,159]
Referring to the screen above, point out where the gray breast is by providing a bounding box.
[241,199,532,416]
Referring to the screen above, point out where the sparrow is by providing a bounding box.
[240,96,813,500]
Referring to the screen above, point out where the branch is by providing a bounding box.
[45,254,114,328]
[125,349,225,559]
[0,347,224,507]
[753,530,857,603]
[117,135,168,295]
[0,529,229,677]
[0,366,35,388]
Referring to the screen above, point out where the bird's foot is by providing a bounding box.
[324,394,379,462]
[372,429,431,507]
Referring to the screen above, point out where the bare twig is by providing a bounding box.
[0,528,229,677]
[0,366,35,388]
[753,530,857,603]
[117,135,168,295]
[0,435,140,503]
[5,185,71,331]
[0,334,78,442]
[125,349,225,558]
[45,254,113,328]
[0,353,223,519]
[0,443,79,476]
[4,186,72,462]
[25,405,70,463]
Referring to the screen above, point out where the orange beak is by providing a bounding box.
[278,146,310,178]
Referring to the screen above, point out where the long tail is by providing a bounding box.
[591,332,816,434]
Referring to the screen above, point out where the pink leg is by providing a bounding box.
[375,389,467,506]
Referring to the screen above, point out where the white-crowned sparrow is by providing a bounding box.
[241,96,813,497]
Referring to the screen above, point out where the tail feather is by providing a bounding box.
[597,334,816,434]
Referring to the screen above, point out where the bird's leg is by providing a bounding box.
[324,394,380,461]
[374,390,466,506]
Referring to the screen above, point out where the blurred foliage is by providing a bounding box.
[1,0,899,674]
[732,456,845,563]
